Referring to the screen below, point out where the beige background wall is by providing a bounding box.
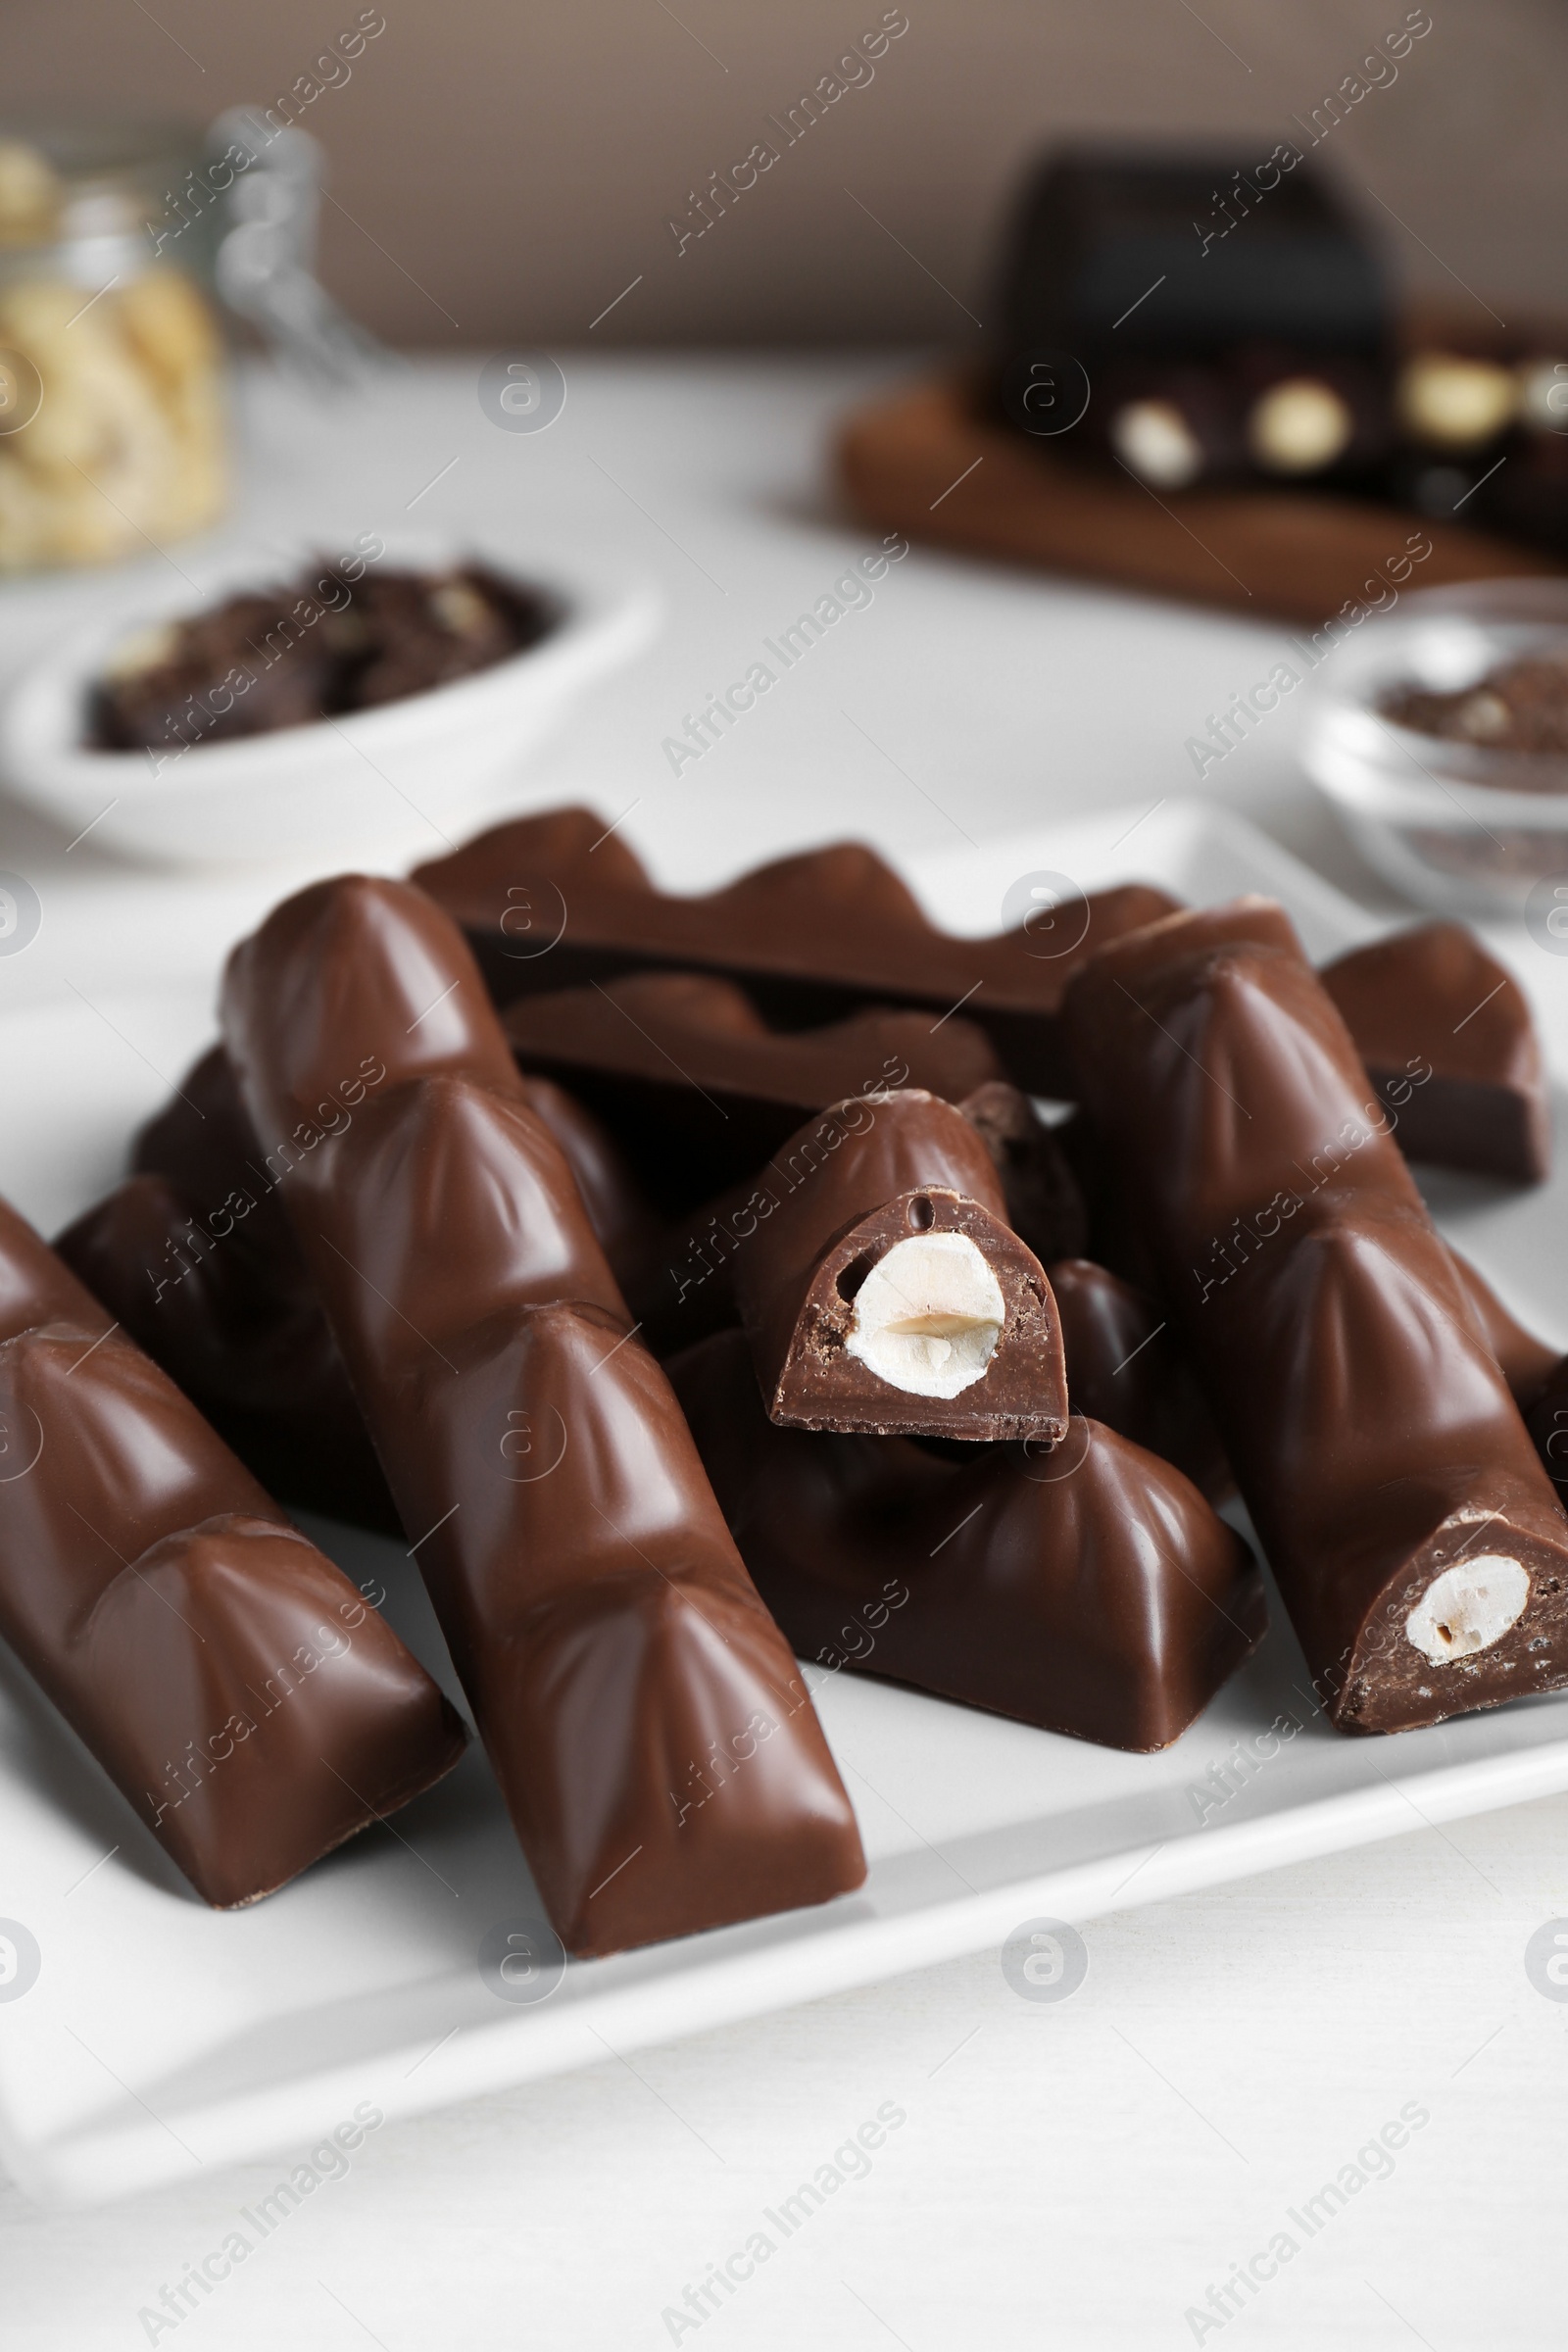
[8,0,1564,346]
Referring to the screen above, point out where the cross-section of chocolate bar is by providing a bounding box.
[725,1089,1067,1441]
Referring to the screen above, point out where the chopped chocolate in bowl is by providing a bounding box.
[88,560,554,757]
[1381,647,1568,769]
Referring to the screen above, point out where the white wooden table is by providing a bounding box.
[2,357,1564,2351]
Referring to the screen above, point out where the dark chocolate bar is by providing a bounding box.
[0,1196,465,1906]
[670,1330,1263,1751]
[1066,898,1568,1734]
[220,874,865,1956]
[1321,923,1550,1183]
[725,1089,1068,1441]
[413,806,1180,1094]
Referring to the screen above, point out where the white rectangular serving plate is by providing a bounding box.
[5,797,1568,2208]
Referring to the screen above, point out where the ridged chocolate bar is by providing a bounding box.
[220,874,865,1955]
[413,806,1180,1093]
[671,1330,1262,1751]
[1065,897,1568,1734]
[0,1197,465,1905]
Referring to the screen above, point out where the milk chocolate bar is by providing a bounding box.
[1321,923,1550,1183]
[725,1089,1068,1441]
[1447,1245,1559,1409]
[0,1195,466,1906]
[220,874,865,1956]
[57,1169,397,1532]
[1046,1255,1230,1502]
[502,970,1004,1210]
[59,1046,658,1528]
[954,1082,1087,1266]
[1066,899,1568,1734]
[412,806,1180,1094]
[671,1331,1263,1751]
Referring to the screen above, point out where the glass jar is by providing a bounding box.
[0,122,227,573]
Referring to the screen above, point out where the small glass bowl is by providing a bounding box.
[1301,577,1568,915]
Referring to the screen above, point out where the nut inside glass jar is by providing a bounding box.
[0,122,227,573]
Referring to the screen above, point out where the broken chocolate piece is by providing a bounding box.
[726,1088,1067,1441]
[220,873,865,1957]
[413,806,1181,1095]
[671,1330,1263,1752]
[1066,898,1568,1734]
[0,1195,465,1907]
[1321,923,1550,1184]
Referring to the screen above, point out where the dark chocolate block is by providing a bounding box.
[0,1197,465,1907]
[671,1330,1263,1752]
[1321,923,1550,1183]
[413,806,1181,1095]
[220,874,865,1956]
[997,148,1388,378]
[727,1089,1067,1442]
[1066,898,1568,1735]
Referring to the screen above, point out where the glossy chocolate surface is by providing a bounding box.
[1045,1256,1231,1502]
[726,1088,1067,1441]
[503,969,1005,1213]
[955,1081,1087,1266]
[221,874,865,1955]
[1066,899,1568,1734]
[671,1330,1263,1752]
[57,1170,398,1532]
[1321,922,1550,1184]
[0,1197,465,1907]
[413,805,1181,1093]
[76,1044,658,1527]
[1447,1245,1560,1410]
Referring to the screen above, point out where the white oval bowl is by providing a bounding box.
[0,534,662,870]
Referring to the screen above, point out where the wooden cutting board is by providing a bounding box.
[834,370,1563,624]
